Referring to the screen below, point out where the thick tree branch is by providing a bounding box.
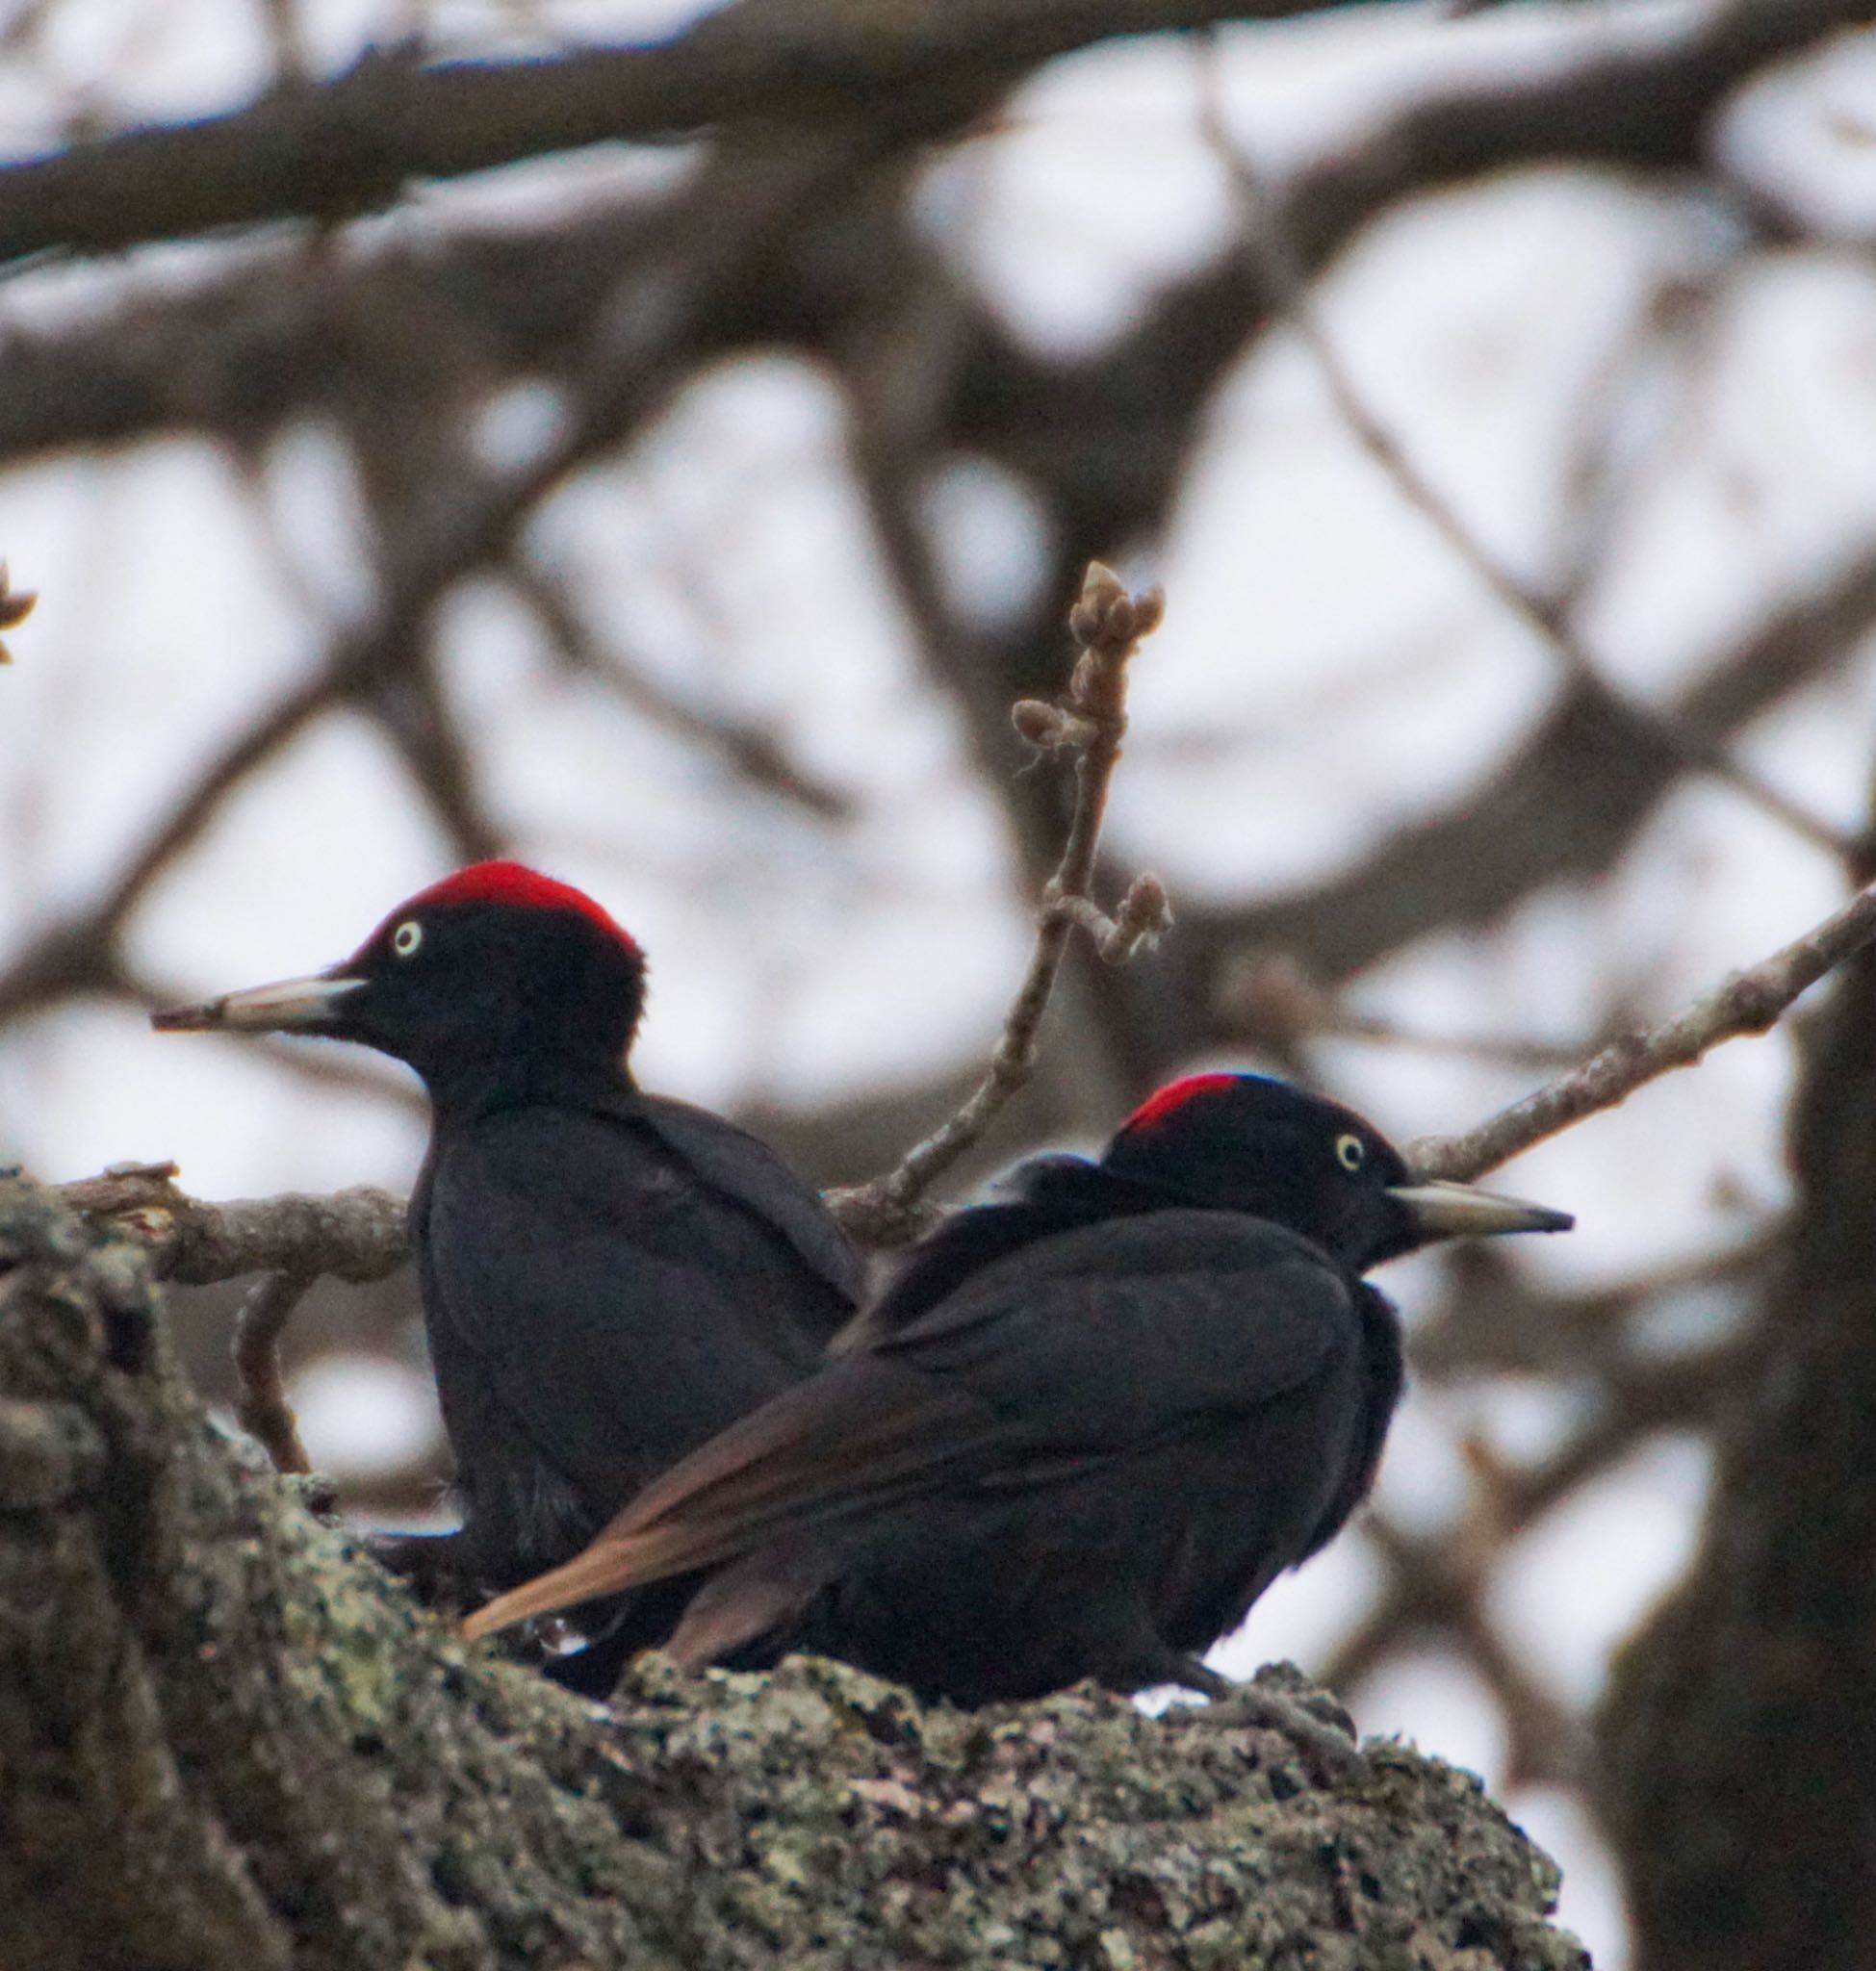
[0,0,1859,482]
[0,0,1855,281]
[0,0,1434,271]
[52,1165,410,1285]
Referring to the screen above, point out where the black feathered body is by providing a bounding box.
[456,1071,1565,1703]
[413,1072,861,1589]
[679,1158,1404,1703]
[153,861,872,1692]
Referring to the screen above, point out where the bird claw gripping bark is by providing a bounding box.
[1201,1682,1369,1790]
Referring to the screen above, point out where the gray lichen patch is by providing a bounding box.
[600,1655,1586,1970]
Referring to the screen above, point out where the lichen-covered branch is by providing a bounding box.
[52,1164,410,1285]
[0,1175,1584,1971]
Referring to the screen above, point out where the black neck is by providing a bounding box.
[421,1048,638,1121]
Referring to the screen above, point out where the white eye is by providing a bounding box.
[1335,1133,1365,1172]
[392,919,424,959]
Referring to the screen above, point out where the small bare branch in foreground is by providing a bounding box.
[0,559,35,662]
[826,562,1168,1244]
[1410,880,1876,1181]
[231,1271,317,1475]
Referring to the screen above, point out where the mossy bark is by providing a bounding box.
[0,1178,1585,1970]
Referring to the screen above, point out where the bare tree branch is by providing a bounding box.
[1194,38,1858,871]
[230,1271,316,1476]
[0,0,1857,485]
[0,0,1443,271]
[826,562,1170,1243]
[0,557,34,662]
[52,1165,409,1286]
[1410,880,1876,1181]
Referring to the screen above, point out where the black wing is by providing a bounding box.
[465,1207,1359,1631]
[632,1091,864,1314]
[873,1210,1356,1457]
[419,1100,857,1572]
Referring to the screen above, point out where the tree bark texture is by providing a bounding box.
[1598,949,1876,1971]
[0,1176,1586,1970]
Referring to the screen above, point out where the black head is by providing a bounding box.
[1102,1072,1571,1272]
[153,861,648,1101]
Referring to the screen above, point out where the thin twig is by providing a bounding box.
[1410,880,1876,1181]
[1191,41,1856,872]
[232,1270,316,1475]
[511,557,855,824]
[826,562,1169,1245]
[1218,950,1591,1072]
[0,558,35,662]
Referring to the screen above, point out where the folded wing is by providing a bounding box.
[464,1209,1353,1643]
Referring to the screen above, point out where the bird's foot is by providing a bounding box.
[541,1623,635,1701]
[1172,1660,1367,1788]
[365,1528,479,1612]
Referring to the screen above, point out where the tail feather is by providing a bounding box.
[462,1358,991,1646]
[462,1517,723,1640]
[664,1540,836,1671]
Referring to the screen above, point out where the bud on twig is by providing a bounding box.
[1067,562,1163,657]
[841,561,1172,1237]
[1100,873,1173,963]
[0,560,37,663]
[1013,700,1098,751]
